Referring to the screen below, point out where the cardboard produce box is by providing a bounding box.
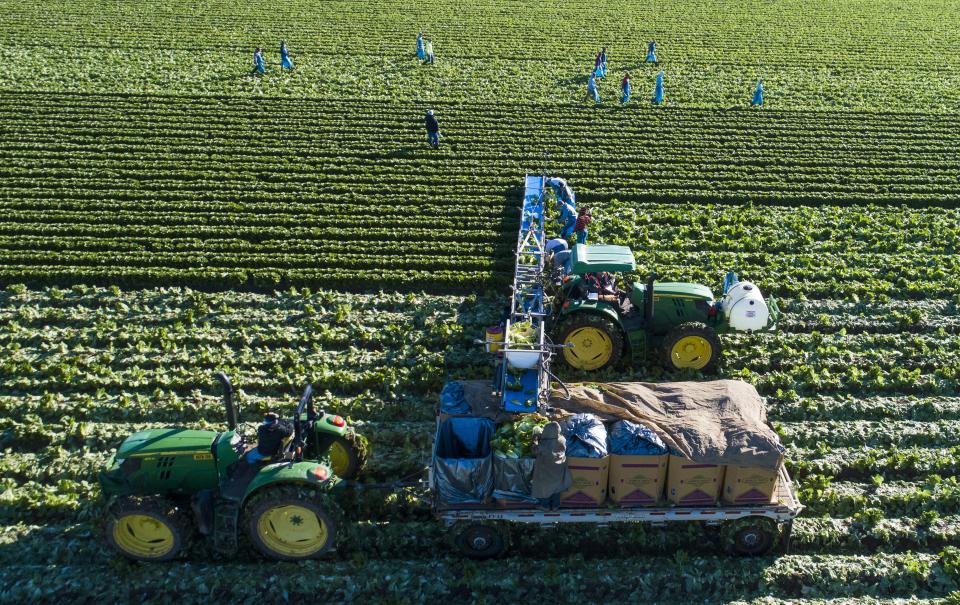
[666,454,724,506]
[560,456,610,507]
[722,462,781,505]
[608,453,668,506]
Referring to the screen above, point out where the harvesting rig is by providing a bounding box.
[99,373,367,562]
[517,176,780,373]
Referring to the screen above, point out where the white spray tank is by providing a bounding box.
[720,272,770,331]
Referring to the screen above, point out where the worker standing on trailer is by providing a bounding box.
[752,79,764,106]
[245,413,293,464]
[574,207,592,244]
[653,70,664,104]
[416,32,426,61]
[531,422,572,511]
[426,38,435,64]
[646,40,657,63]
[586,73,601,104]
[621,72,632,103]
[251,47,266,76]
[280,41,294,71]
[424,109,440,147]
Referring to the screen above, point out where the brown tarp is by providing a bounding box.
[451,379,783,469]
[548,380,784,469]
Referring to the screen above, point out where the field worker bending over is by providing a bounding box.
[752,79,764,106]
[586,73,600,104]
[245,413,293,464]
[653,70,664,105]
[532,422,572,510]
[575,207,592,244]
[425,109,440,147]
[646,40,657,63]
[251,47,266,75]
[425,38,435,64]
[417,32,426,61]
[280,41,294,70]
[621,72,632,103]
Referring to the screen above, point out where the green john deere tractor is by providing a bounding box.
[99,373,368,562]
[550,244,780,372]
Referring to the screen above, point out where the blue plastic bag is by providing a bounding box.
[439,381,471,415]
[562,414,608,458]
[609,420,668,455]
[434,417,495,504]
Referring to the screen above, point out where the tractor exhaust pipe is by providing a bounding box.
[644,272,657,327]
[215,372,238,430]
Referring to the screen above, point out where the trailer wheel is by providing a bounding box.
[722,518,778,556]
[452,522,509,559]
[660,322,721,372]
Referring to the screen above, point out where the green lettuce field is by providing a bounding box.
[0,0,958,602]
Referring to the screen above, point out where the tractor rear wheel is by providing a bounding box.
[105,496,192,562]
[556,313,624,372]
[245,485,337,561]
[660,322,721,372]
[328,430,368,480]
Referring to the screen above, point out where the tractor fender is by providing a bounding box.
[241,461,341,505]
[558,300,621,325]
[314,413,350,437]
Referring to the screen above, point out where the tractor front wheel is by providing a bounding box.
[245,485,337,561]
[105,496,192,562]
[556,314,624,372]
[328,431,368,480]
[660,322,721,372]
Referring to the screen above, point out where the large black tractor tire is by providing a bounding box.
[244,485,338,561]
[555,313,624,372]
[450,522,510,559]
[660,322,722,372]
[328,430,369,480]
[105,496,193,562]
[721,517,779,556]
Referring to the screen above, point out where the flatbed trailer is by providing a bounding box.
[429,462,802,558]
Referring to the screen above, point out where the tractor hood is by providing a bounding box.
[116,428,218,458]
[570,244,636,274]
[654,282,714,301]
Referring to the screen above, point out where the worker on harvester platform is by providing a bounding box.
[532,422,572,511]
[574,207,592,244]
[245,413,294,464]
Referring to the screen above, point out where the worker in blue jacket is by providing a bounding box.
[646,40,657,63]
[251,47,266,75]
[280,41,294,70]
[586,73,600,104]
[752,79,764,106]
[653,70,664,104]
[416,32,425,61]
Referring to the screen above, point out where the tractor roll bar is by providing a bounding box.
[644,272,657,327]
[215,372,238,430]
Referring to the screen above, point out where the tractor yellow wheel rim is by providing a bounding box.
[671,336,713,369]
[329,441,350,477]
[112,514,175,558]
[563,326,613,371]
[257,504,328,557]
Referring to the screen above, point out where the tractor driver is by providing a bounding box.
[245,412,294,464]
[578,272,621,303]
